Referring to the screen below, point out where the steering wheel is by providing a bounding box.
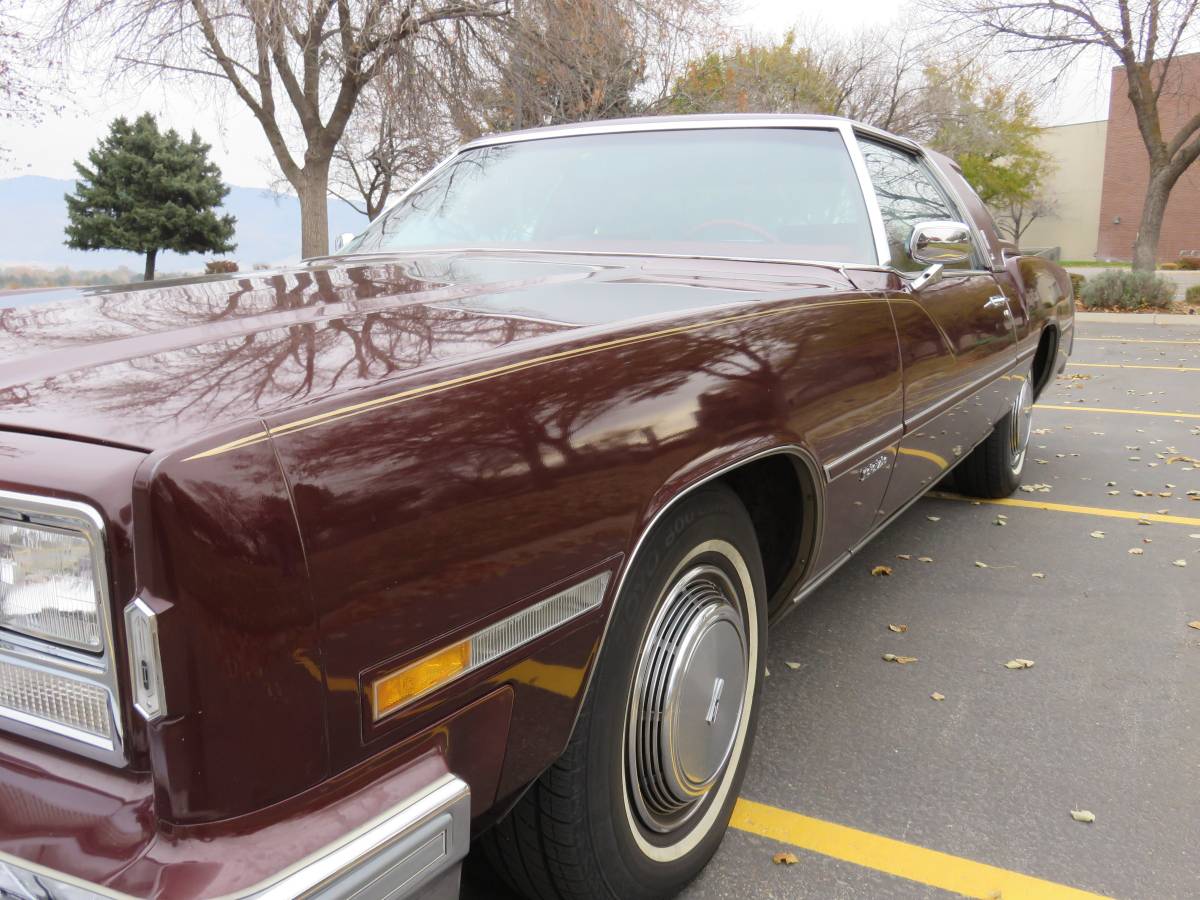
[685,219,779,243]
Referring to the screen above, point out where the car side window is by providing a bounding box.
[858,139,972,273]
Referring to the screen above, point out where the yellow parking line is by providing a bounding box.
[1076,337,1200,346]
[731,799,1111,899]
[928,492,1200,526]
[1037,403,1200,419]
[1070,362,1200,373]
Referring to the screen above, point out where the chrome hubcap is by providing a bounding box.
[627,565,748,833]
[1010,376,1034,472]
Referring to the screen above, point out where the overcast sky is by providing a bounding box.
[0,0,1113,189]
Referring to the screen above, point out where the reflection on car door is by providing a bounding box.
[855,139,1018,519]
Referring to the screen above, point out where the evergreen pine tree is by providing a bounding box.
[64,114,236,280]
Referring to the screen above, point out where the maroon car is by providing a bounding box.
[0,115,1072,899]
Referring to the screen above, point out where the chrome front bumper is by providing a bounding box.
[0,774,471,900]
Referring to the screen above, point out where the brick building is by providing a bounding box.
[1020,51,1200,262]
[1097,53,1200,262]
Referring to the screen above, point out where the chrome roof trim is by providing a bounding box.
[460,114,922,154]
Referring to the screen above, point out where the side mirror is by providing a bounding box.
[909,220,973,267]
[334,232,356,252]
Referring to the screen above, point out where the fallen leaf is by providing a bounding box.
[1004,658,1035,669]
[1089,531,1105,539]
[931,692,945,701]
[772,851,800,865]
[887,623,908,633]
[785,661,801,670]
[1070,809,1096,824]
[896,553,912,560]
[994,518,1007,526]
[1032,572,1045,579]
[1129,548,1144,555]
[927,516,941,522]
[974,561,989,568]
[882,653,918,664]
[871,565,893,577]
[1107,490,1121,496]
[1173,559,1188,568]
[918,556,934,563]
[1186,621,1200,630]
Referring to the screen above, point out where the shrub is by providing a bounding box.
[1186,285,1200,305]
[1177,255,1200,270]
[1079,270,1175,309]
[205,259,239,274]
[1069,273,1085,302]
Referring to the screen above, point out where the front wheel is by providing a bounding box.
[955,369,1034,498]
[481,485,767,899]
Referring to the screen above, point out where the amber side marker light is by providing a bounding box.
[368,570,611,722]
[372,640,470,721]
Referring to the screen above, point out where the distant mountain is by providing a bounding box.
[0,175,369,271]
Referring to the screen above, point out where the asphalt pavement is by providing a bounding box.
[465,316,1200,900]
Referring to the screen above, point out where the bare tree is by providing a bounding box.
[1,2,50,160]
[330,60,456,220]
[799,24,941,136]
[328,0,722,218]
[52,0,508,258]
[995,194,1059,244]
[475,0,651,131]
[940,0,1200,270]
[665,22,974,139]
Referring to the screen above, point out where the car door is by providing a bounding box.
[855,138,1019,519]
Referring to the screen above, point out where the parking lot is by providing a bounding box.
[466,314,1200,900]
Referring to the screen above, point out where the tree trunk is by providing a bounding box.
[297,162,331,259]
[144,247,158,281]
[1132,173,1171,272]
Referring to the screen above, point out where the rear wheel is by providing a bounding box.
[955,369,1034,498]
[481,485,767,899]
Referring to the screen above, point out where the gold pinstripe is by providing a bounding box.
[185,297,873,461]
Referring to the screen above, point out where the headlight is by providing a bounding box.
[0,490,125,765]
[0,520,102,651]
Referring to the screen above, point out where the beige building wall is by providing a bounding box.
[1019,120,1107,260]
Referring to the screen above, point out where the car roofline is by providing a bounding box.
[458,113,923,154]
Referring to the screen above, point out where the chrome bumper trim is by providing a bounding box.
[242,773,470,900]
[0,774,471,900]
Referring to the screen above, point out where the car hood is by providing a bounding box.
[0,250,849,452]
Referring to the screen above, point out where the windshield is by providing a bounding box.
[344,128,877,265]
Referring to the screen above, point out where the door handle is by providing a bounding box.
[984,295,1009,309]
